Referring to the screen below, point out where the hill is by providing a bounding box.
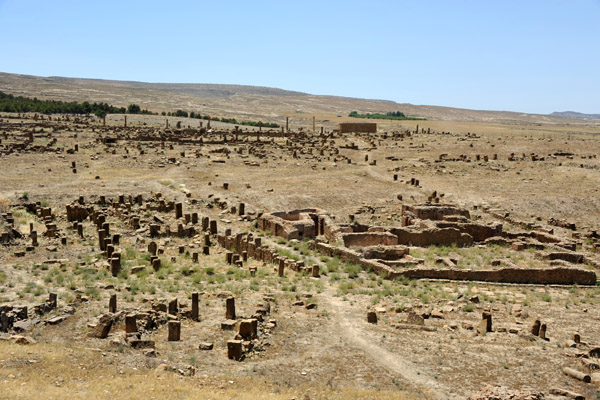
[0,72,594,124]
[551,111,600,120]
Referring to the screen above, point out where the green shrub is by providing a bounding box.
[123,247,138,260]
[84,287,101,300]
[344,263,361,279]
[326,257,340,273]
[541,293,552,302]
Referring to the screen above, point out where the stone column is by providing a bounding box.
[110,256,121,277]
[98,229,106,251]
[226,297,236,320]
[48,293,57,309]
[531,319,541,336]
[482,311,492,332]
[227,340,242,360]
[191,292,199,321]
[312,264,320,277]
[168,321,180,341]
[148,241,157,256]
[168,298,178,315]
[109,294,117,313]
[125,314,137,333]
[367,311,377,324]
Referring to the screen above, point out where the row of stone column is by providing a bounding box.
[217,232,319,278]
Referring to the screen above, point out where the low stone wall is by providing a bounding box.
[394,267,597,285]
[403,204,470,221]
[217,233,598,286]
[311,241,396,277]
[311,242,597,285]
[362,245,409,260]
[341,232,398,248]
[435,222,502,242]
[391,227,474,246]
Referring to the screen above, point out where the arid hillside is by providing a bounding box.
[0,72,591,125]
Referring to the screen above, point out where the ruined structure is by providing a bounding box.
[257,208,330,240]
[339,122,377,133]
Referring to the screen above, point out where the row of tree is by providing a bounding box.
[0,90,160,118]
[348,111,425,121]
[0,90,125,116]
[126,104,156,116]
[0,90,280,128]
[161,110,279,128]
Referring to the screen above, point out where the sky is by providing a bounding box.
[0,0,599,114]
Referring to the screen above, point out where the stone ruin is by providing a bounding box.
[1,293,60,334]
[338,122,377,133]
[394,203,503,246]
[256,202,596,285]
[257,208,331,240]
[0,212,22,244]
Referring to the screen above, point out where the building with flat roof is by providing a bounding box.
[339,122,377,133]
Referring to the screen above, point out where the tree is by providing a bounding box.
[127,104,141,114]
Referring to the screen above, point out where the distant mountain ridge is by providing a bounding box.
[46,76,310,99]
[0,72,596,124]
[551,111,600,120]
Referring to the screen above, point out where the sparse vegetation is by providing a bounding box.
[0,79,598,400]
[349,110,425,121]
[163,109,280,128]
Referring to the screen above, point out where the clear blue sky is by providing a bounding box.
[1,0,599,114]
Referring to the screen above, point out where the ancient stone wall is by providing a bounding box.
[258,209,328,240]
[435,222,502,242]
[403,204,471,221]
[391,227,474,246]
[338,123,377,133]
[341,232,398,247]
[311,241,395,277]
[311,242,596,285]
[396,266,597,285]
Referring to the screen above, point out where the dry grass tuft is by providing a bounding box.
[0,197,9,213]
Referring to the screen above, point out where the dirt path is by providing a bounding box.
[321,292,460,400]
[260,237,456,398]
